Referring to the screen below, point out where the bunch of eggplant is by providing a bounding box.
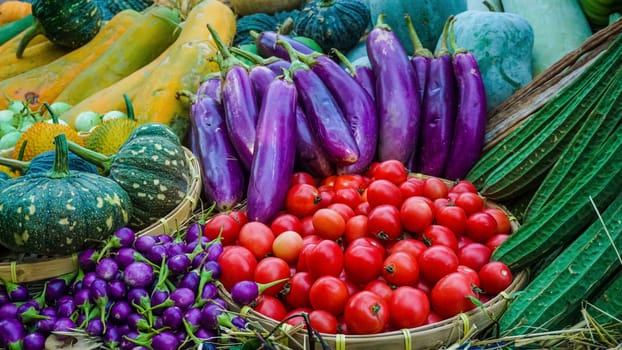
[186,15,486,224]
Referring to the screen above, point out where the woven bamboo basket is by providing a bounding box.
[220,193,529,350]
[0,146,202,283]
[483,17,622,152]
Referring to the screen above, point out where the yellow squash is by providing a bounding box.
[0,10,138,110]
[0,40,69,81]
[55,6,182,106]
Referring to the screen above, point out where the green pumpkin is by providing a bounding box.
[68,123,191,230]
[17,0,104,57]
[0,134,132,256]
[295,0,371,53]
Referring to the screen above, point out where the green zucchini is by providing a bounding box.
[0,14,34,46]
[492,121,622,271]
[479,63,622,201]
[523,73,622,220]
[498,191,622,335]
[466,33,622,190]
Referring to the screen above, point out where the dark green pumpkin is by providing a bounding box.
[95,0,152,20]
[0,134,132,256]
[68,122,191,230]
[294,0,370,53]
[16,0,104,58]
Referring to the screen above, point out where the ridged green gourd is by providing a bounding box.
[0,134,132,256]
[68,123,191,230]
[16,0,104,58]
[295,0,370,54]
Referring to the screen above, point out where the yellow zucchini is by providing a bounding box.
[55,6,182,106]
[0,10,138,111]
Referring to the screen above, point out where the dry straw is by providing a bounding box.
[0,146,202,283]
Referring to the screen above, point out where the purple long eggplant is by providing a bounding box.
[415,17,456,177]
[196,73,222,101]
[252,31,315,61]
[245,57,334,178]
[443,18,487,180]
[246,75,298,224]
[333,49,376,101]
[298,51,378,175]
[208,24,258,171]
[278,39,360,165]
[367,15,421,164]
[405,14,434,102]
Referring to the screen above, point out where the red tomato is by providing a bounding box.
[418,245,459,283]
[465,212,498,243]
[382,251,419,286]
[435,205,467,236]
[309,276,349,316]
[389,286,430,329]
[327,203,356,221]
[367,204,403,241]
[419,225,459,252]
[456,265,481,287]
[284,307,314,327]
[253,295,287,321]
[317,186,335,208]
[285,183,322,217]
[253,257,291,296]
[430,272,478,318]
[364,279,394,303]
[307,240,344,278]
[433,197,451,212]
[344,240,384,285]
[270,213,302,236]
[309,309,339,334]
[347,236,385,255]
[218,246,257,290]
[283,271,314,309]
[290,171,317,187]
[390,238,427,260]
[272,230,304,264]
[312,208,346,240]
[228,210,248,227]
[454,192,485,216]
[333,174,366,191]
[296,243,316,272]
[449,180,478,194]
[371,159,408,185]
[354,201,371,216]
[483,208,512,235]
[302,234,322,246]
[486,234,510,252]
[478,262,513,295]
[422,177,449,200]
[426,311,444,325]
[238,221,275,260]
[399,179,424,199]
[344,215,369,244]
[343,291,390,334]
[366,179,403,208]
[400,197,434,233]
[299,216,316,237]
[457,242,492,272]
[203,213,241,246]
[333,188,362,208]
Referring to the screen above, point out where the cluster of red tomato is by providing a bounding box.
[208,160,514,335]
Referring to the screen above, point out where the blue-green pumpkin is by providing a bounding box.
[295,0,371,54]
[68,122,191,230]
[0,134,132,256]
[368,0,467,53]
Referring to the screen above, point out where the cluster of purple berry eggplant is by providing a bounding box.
[186,14,486,226]
[0,223,250,350]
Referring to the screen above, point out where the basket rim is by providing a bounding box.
[0,146,201,284]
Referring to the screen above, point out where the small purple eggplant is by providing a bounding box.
[230,278,289,306]
[123,261,154,288]
[252,31,316,60]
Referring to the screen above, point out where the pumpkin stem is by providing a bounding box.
[48,134,71,179]
[482,0,499,12]
[123,94,136,121]
[448,17,468,55]
[317,0,336,7]
[66,140,114,175]
[404,14,434,58]
[16,19,44,58]
[0,156,29,173]
[435,16,453,57]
